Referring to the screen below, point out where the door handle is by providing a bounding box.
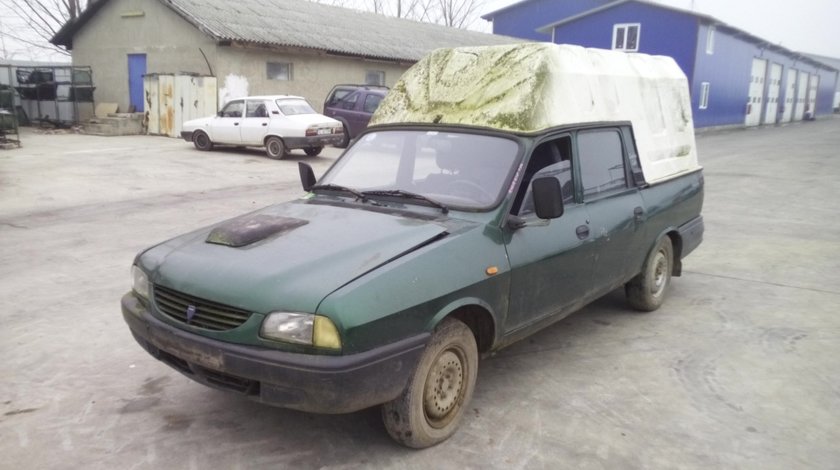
[575,225,590,240]
[261,123,268,126]
[234,122,239,126]
[634,206,644,222]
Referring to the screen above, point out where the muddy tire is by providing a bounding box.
[192,131,213,151]
[381,318,478,449]
[626,236,673,312]
[304,146,323,157]
[265,136,286,160]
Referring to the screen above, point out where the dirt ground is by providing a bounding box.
[1,120,839,469]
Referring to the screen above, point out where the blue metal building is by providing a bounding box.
[482,0,839,128]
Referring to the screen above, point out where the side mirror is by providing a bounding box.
[298,162,316,192]
[532,176,564,219]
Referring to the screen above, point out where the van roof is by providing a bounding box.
[371,43,701,184]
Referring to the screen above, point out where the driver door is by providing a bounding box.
[212,100,244,144]
[504,135,598,332]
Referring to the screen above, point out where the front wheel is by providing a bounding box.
[265,136,286,160]
[192,131,213,151]
[381,318,478,449]
[625,236,673,311]
[304,146,323,157]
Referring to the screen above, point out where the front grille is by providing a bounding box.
[153,285,252,331]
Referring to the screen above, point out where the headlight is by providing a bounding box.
[132,266,150,300]
[260,312,342,350]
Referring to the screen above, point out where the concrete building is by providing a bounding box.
[482,0,839,128]
[51,0,518,114]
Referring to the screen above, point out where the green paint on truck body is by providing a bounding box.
[123,43,704,416]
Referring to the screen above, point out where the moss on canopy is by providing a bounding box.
[371,43,554,133]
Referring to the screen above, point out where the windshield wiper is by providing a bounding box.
[310,183,367,201]
[362,189,449,214]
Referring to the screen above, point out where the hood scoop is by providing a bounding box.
[206,214,308,247]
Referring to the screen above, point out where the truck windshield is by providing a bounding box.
[318,130,519,210]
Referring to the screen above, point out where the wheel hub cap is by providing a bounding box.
[652,252,667,294]
[424,350,464,420]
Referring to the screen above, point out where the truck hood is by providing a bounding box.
[140,200,452,315]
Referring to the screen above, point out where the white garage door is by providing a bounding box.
[807,75,819,117]
[780,69,797,123]
[763,63,782,124]
[794,70,809,121]
[745,58,767,126]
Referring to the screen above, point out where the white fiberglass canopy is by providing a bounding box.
[371,43,701,184]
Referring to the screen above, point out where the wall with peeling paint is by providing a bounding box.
[71,0,218,112]
[214,46,410,111]
[67,0,411,121]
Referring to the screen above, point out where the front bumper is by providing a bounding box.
[121,293,428,413]
[284,134,343,149]
[181,131,193,142]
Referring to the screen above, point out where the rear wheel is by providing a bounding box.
[381,318,478,449]
[625,236,673,311]
[304,146,323,157]
[265,136,286,160]
[334,124,350,148]
[192,131,213,151]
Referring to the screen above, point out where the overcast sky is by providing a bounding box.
[1,0,837,62]
[481,0,840,59]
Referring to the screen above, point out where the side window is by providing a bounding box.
[327,89,352,106]
[246,100,268,118]
[363,94,383,114]
[220,100,244,118]
[577,129,628,199]
[513,135,574,216]
[340,92,359,110]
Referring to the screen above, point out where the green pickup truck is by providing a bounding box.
[123,43,704,448]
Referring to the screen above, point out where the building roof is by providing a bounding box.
[534,0,837,71]
[52,0,521,63]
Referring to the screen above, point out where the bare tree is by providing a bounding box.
[434,0,483,28]
[0,0,88,57]
[312,0,481,29]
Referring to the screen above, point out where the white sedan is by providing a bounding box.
[181,95,344,159]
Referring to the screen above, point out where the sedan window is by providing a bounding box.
[220,100,244,118]
[246,101,269,118]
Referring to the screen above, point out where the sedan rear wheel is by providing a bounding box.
[265,136,286,160]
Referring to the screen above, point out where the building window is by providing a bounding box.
[699,82,710,110]
[365,70,385,86]
[613,23,640,52]
[267,62,292,80]
[706,26,716,54]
